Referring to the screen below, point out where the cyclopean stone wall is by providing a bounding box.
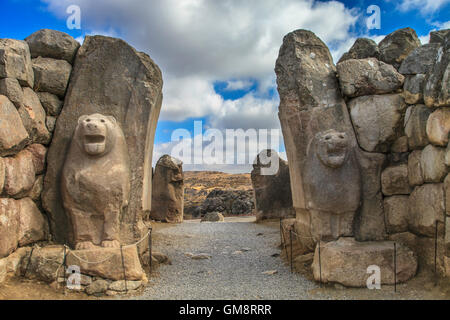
[276,27,449,286]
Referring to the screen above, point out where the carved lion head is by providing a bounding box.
[315,129,349,168]
[76,113,118,156]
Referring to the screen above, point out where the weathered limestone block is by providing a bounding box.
[378,28,421,69]
[0,247,31,283]
[251,149,294,221]
[25,29,80,64]
[349,94,406,152]
[3,148,36,198]
[17,197,47,246]
[391,136,408,153]
[37,92,62,116]
[403,74,425,104]
[0,158,4,194]
[62,114,130,250]
[337,38,379,64]
[43,35,163,245]
[19,87,51,145]
[389,232,418,252]
[25,245,65,282]
[404,104,432,150]
[46,116,56,133]
[0,78,23,108]
[0,95,29,156]
[26,144,47,175]
[32,57,72,98]
[399,43,440,75]
[384,196,409,234]
[66,245,145,281]
[201,212,225,222]
[445,174,450,215]
[408,150,424,186]
[0,39,34,87]
[416,233,446,275]
[409,184,445,237]
[150,155,184,224]
[423,46,449,108]
[420,145,447,183]
[430,29,450,46]
[337,58,404,97]
[426,108,450,146]
[381,164,412,195]
[0,198,20,258]
[27,175,44,202]
[312,238,417,287]
[446,144,450,167]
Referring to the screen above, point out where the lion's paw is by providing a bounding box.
[75,241,96,250]
[101,240,120,248]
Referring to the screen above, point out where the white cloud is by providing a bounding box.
[395,0,450,14]
[224,80,254,91]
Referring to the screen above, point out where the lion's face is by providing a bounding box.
[315,129,349,168]
[77,114,116,156]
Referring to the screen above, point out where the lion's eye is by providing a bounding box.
[101,119,105,123]
[86,119,91,122]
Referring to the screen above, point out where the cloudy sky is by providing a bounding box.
[2,0,449,172]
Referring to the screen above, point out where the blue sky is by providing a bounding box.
[1,0,449,172]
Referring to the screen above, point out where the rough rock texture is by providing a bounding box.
[150,155,184,224]
[43,35,163,245]
[25,29,80,64]
[378,28,421,69]
[426,108,450,146]
[0,95,29,156]
[312,238,417,287]
[399,43,440,75]
[403,74,426,104]
[337,38,379,63]
[381,164,412,196]
[0,198,20,258]
[26,144,47,175]
[337,58,404,97]
[420,145,447,183]
[24,246,65,282]
[36,92,63,116]
[19,87,51,145]
[408,150,424,186]
[62,114,130,250]
[32,57,71,98]
[201,212,225,222]
[424,41,449,108]
[86,280,109,295]
[0,78,24,108]
[3,147,36,198]
[251,149,294,221]
[65,245,145,281]
[404,105,432,150]
[349,94,406,152]
[17,197,47,246]
[196,189,254,217]
[409,184,445,237]
[384,196,409,234]
[0,39,34,87]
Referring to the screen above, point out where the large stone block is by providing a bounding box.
[0,95,29,156]
[424,47,449,108]
[426,108,450,146]
[0,39,34,87]
[43,35,163,245]
[0,198,20,258]
[0,78,23,108]
[381,164,412,196]
[408,150,424,186]
[17,197,47,246]
[399,43,440,75]
[337,58,404,97]
[445,174,450,215]
[150,155,184,224]
[384,196,409,234]
[409,184,445,237]
[25,29,80,64]
[349,94,406,153]
[311,238,417,287]
[32,57,72,98]
[404,104,432,150]
[403,74,425,105]
[3,148,36,198]
[420,145,447,183]
[36,92,62,116]
[337,38,379,63]
[378,28,421,69]
[19,87,51,145]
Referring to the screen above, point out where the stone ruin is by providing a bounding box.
[276,27,450,286]
[0,29,163,295]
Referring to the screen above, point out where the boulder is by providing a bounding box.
[86,280,109,295]
[399,43,440,75]
[251,149,294,221]
[36,92,62,116]
[201,212,225,222]
[0,39,34,87]
[32,57,71,98]
[46,116,56,133]
[391,136,408,153]
[26,144,47,175]
[311,238,417,287]
[3,148,36,198]
[384,196,409,234]
[430,29,450,46]
[408,150,424,186]
[65,245,144,281]
[150,155,184,223]
[0,158,4,194]
[420,145,447,183]
[0,247,31,283]
[0,95,29,156]
[43,35,163,245]
[378,28,421,69]
[25,29,80,64]
[409,184,445,237]
[426,108,450,146]
[337,38,379,63]
[403,74,425,104]
[424,47,449,108]
[0,198,20,258]
[0,78,23,108]
[389,232,418,252]
[108,280,142,292]
[27,175,44,202]
[446,174,450,215]
[19,87,51,145]
[25,245,64,282]
[349,94,406,152]
[404,104,432,150]
[381,164,412,196]
[17,197,47,246]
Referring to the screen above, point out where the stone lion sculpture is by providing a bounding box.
[304,129,361,241]
[62,113,131,250]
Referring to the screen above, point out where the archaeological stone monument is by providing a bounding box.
[150,155,184,223]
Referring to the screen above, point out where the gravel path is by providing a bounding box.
[135,217,449,300]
